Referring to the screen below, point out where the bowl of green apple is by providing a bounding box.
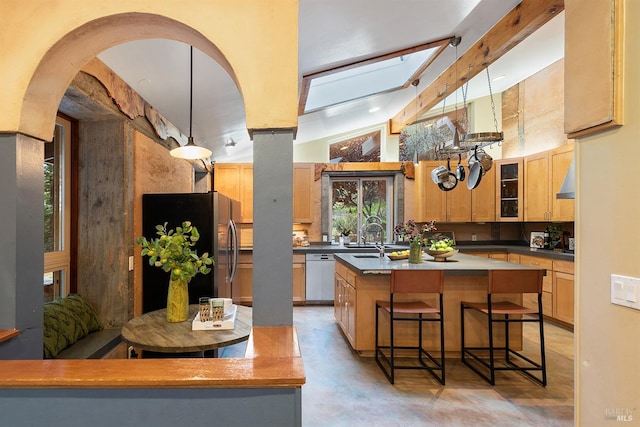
[425,238,458,261]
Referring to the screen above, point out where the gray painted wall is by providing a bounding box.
[0,387,302,426]
[0,134,44,359]
[252,130,294,326]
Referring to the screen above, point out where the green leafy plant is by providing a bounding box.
[135,221,214,282]
[394,219,437,247]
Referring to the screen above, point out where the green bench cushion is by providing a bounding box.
[43,294,104,359]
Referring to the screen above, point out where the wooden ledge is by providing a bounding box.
[244,326,301,358]
[0,329,20,343]
[0,326,305,389]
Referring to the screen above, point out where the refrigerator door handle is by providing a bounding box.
[228,220,239,284]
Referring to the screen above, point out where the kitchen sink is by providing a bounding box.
[344,244,407,250]
[353,255,380,259]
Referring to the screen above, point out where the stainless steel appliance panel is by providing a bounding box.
[305,253,335,304]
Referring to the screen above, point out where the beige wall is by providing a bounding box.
[576,0,640,423]
[294,122,393,162]
[0,0,298,141]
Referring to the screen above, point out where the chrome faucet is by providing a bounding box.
[361,220,385,246]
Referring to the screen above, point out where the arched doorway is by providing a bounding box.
[1,4,298,358]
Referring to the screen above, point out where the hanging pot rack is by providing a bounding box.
[434,64,503,160]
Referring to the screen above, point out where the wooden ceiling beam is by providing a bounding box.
[389,0,564,134]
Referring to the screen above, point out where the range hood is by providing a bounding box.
[556,158,575,199]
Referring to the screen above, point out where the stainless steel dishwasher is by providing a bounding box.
[305,253,335,304]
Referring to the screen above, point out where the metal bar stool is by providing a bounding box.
[375,269,445,385]
[460,269,547,386]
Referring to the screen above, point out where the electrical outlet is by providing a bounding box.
[471,234,477,241]
[128,256,134,271]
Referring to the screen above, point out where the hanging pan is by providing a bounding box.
[456,153,466,182]
[438,157,458,191]
[467,146,483,190]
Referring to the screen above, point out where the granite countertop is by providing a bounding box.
[334,251,550,275]
[288,242,574,261]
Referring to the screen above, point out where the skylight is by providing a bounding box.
[299,38,450,115]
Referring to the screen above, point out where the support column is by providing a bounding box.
[0,134,44,359]
[252,130,294,326]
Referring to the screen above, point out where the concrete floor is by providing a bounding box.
[222,306,574,427]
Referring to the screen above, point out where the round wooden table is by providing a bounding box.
[121,304,252,355]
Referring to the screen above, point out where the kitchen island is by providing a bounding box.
[334,252,546,357]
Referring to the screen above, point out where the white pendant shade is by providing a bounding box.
[170,137,212,160]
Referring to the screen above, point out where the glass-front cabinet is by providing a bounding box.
[495,158,523,222]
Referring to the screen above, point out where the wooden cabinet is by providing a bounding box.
[464,252,508,261]
[552,260,575,325]
[415,160,498,223]
[215,162,314,224]
[471,165,495,222]
[565,0,623,138]
[446,178,472,222]
[213,163,253,223]
[524,145,574,222]
[415,161,447,222]
[495,158,523,222]
[524,152,550,221]
[550,145,575,221]
[519,255,553,316]
[239,165,253,223]
[234,254,254,305]
[293,163,314,223]
[214,163,242,202]
[518,254,574,326]
[232,253,306,305]
[334,262,357,348]
[292,254,306,304]
[334,274,344,324]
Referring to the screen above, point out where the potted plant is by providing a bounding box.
[394,220,437,263]
[136,221,214,322]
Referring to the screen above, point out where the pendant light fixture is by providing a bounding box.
[170,46,213,160]
[412,78,420,166]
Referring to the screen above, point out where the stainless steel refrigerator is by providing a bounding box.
[141,192,240,313]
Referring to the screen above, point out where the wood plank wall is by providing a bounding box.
[133,131,193,317]
[501,59,571,158]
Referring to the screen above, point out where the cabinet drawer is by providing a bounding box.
[508,253,520,264]
[335,262,347,279]
[344,269,357,286]
[553,260,574,274]
[519,255,553,270]
[335,262,356,284]
[238,253,253,264]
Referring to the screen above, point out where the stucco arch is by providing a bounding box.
[2,2,298,141]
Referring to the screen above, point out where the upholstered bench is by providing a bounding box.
[43,294,123,359]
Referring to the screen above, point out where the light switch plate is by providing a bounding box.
[611,274,640,310]
[129,256,134,271]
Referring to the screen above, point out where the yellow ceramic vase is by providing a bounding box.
[409,242,423,264]
[166,277,189,322]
